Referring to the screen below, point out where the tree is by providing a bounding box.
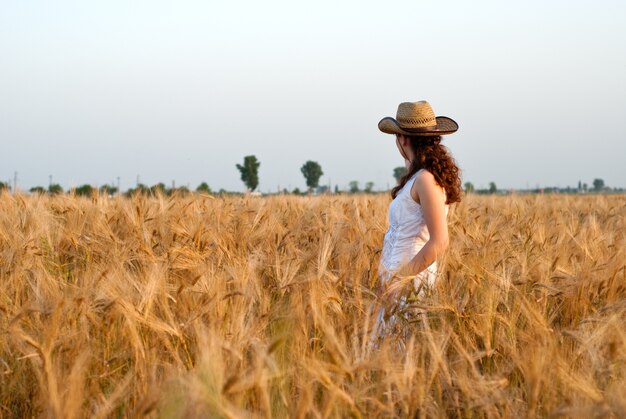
[0,182,9,193]
[150,183,167,196]
[196,182,212,194]
[300,161,324,192]
[30,186,46,194]
[125,183,150,197]
[464,182,475,193]
[48,183,63,195]
[349,181,360,193]
[100,184,118,196]
[75,184,93,197]
[488,182,497,194]
[236,155,260,192]
[364,182,374,193]
[592,178,605,192]
[393,166,407,184]
[171,186,190,196]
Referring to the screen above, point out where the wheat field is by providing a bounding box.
[0,192,624,418]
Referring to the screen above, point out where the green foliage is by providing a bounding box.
[393,166,407,184]
[125,183,150,197]
[464,182,475,193]
[30,186,46,194]
[300,161,324,192]
[150,183,167,196]
[196,182,212,194]
[236,155,261,192]
[99,184,118,196]
[48,183,64,195]
[349,181,359,194]
[489,182,497,194]
[0,182,10,193]
[170,186,190,196]
[592,178,605,192]
[74,184,93,197]
[364,182,374,193]
[123,183,193,197]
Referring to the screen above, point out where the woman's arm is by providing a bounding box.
[398,170,449,277]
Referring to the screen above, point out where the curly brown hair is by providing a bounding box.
[391,135,462,204]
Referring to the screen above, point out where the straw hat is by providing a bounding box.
[378,101,458,136]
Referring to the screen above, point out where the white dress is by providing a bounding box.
[372,169,449,342]
[379,169,449,288]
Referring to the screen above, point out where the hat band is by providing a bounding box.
[400,125,440,133]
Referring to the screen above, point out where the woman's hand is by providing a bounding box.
[378,272,414,315]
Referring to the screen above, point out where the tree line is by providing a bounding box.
[0,181,215,197]
[0,160,616,196]
[462,178,613,194]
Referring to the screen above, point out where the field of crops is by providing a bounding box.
[1,192,625,417]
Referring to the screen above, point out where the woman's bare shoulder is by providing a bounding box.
[411,169,445,203]
[415,168,433,180]
[413,169,437,189]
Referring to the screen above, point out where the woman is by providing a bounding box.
[371,101,462,342]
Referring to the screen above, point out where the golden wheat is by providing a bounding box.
[1,192,624,418]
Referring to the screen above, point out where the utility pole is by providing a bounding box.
[136,175,140,188]
[49,175,52,189]
[117,176,121,196]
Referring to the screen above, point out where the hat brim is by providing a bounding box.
[378,116,458,136]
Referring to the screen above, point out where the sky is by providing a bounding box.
[1,0,625,193]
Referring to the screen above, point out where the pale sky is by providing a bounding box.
[1,0,625,192]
